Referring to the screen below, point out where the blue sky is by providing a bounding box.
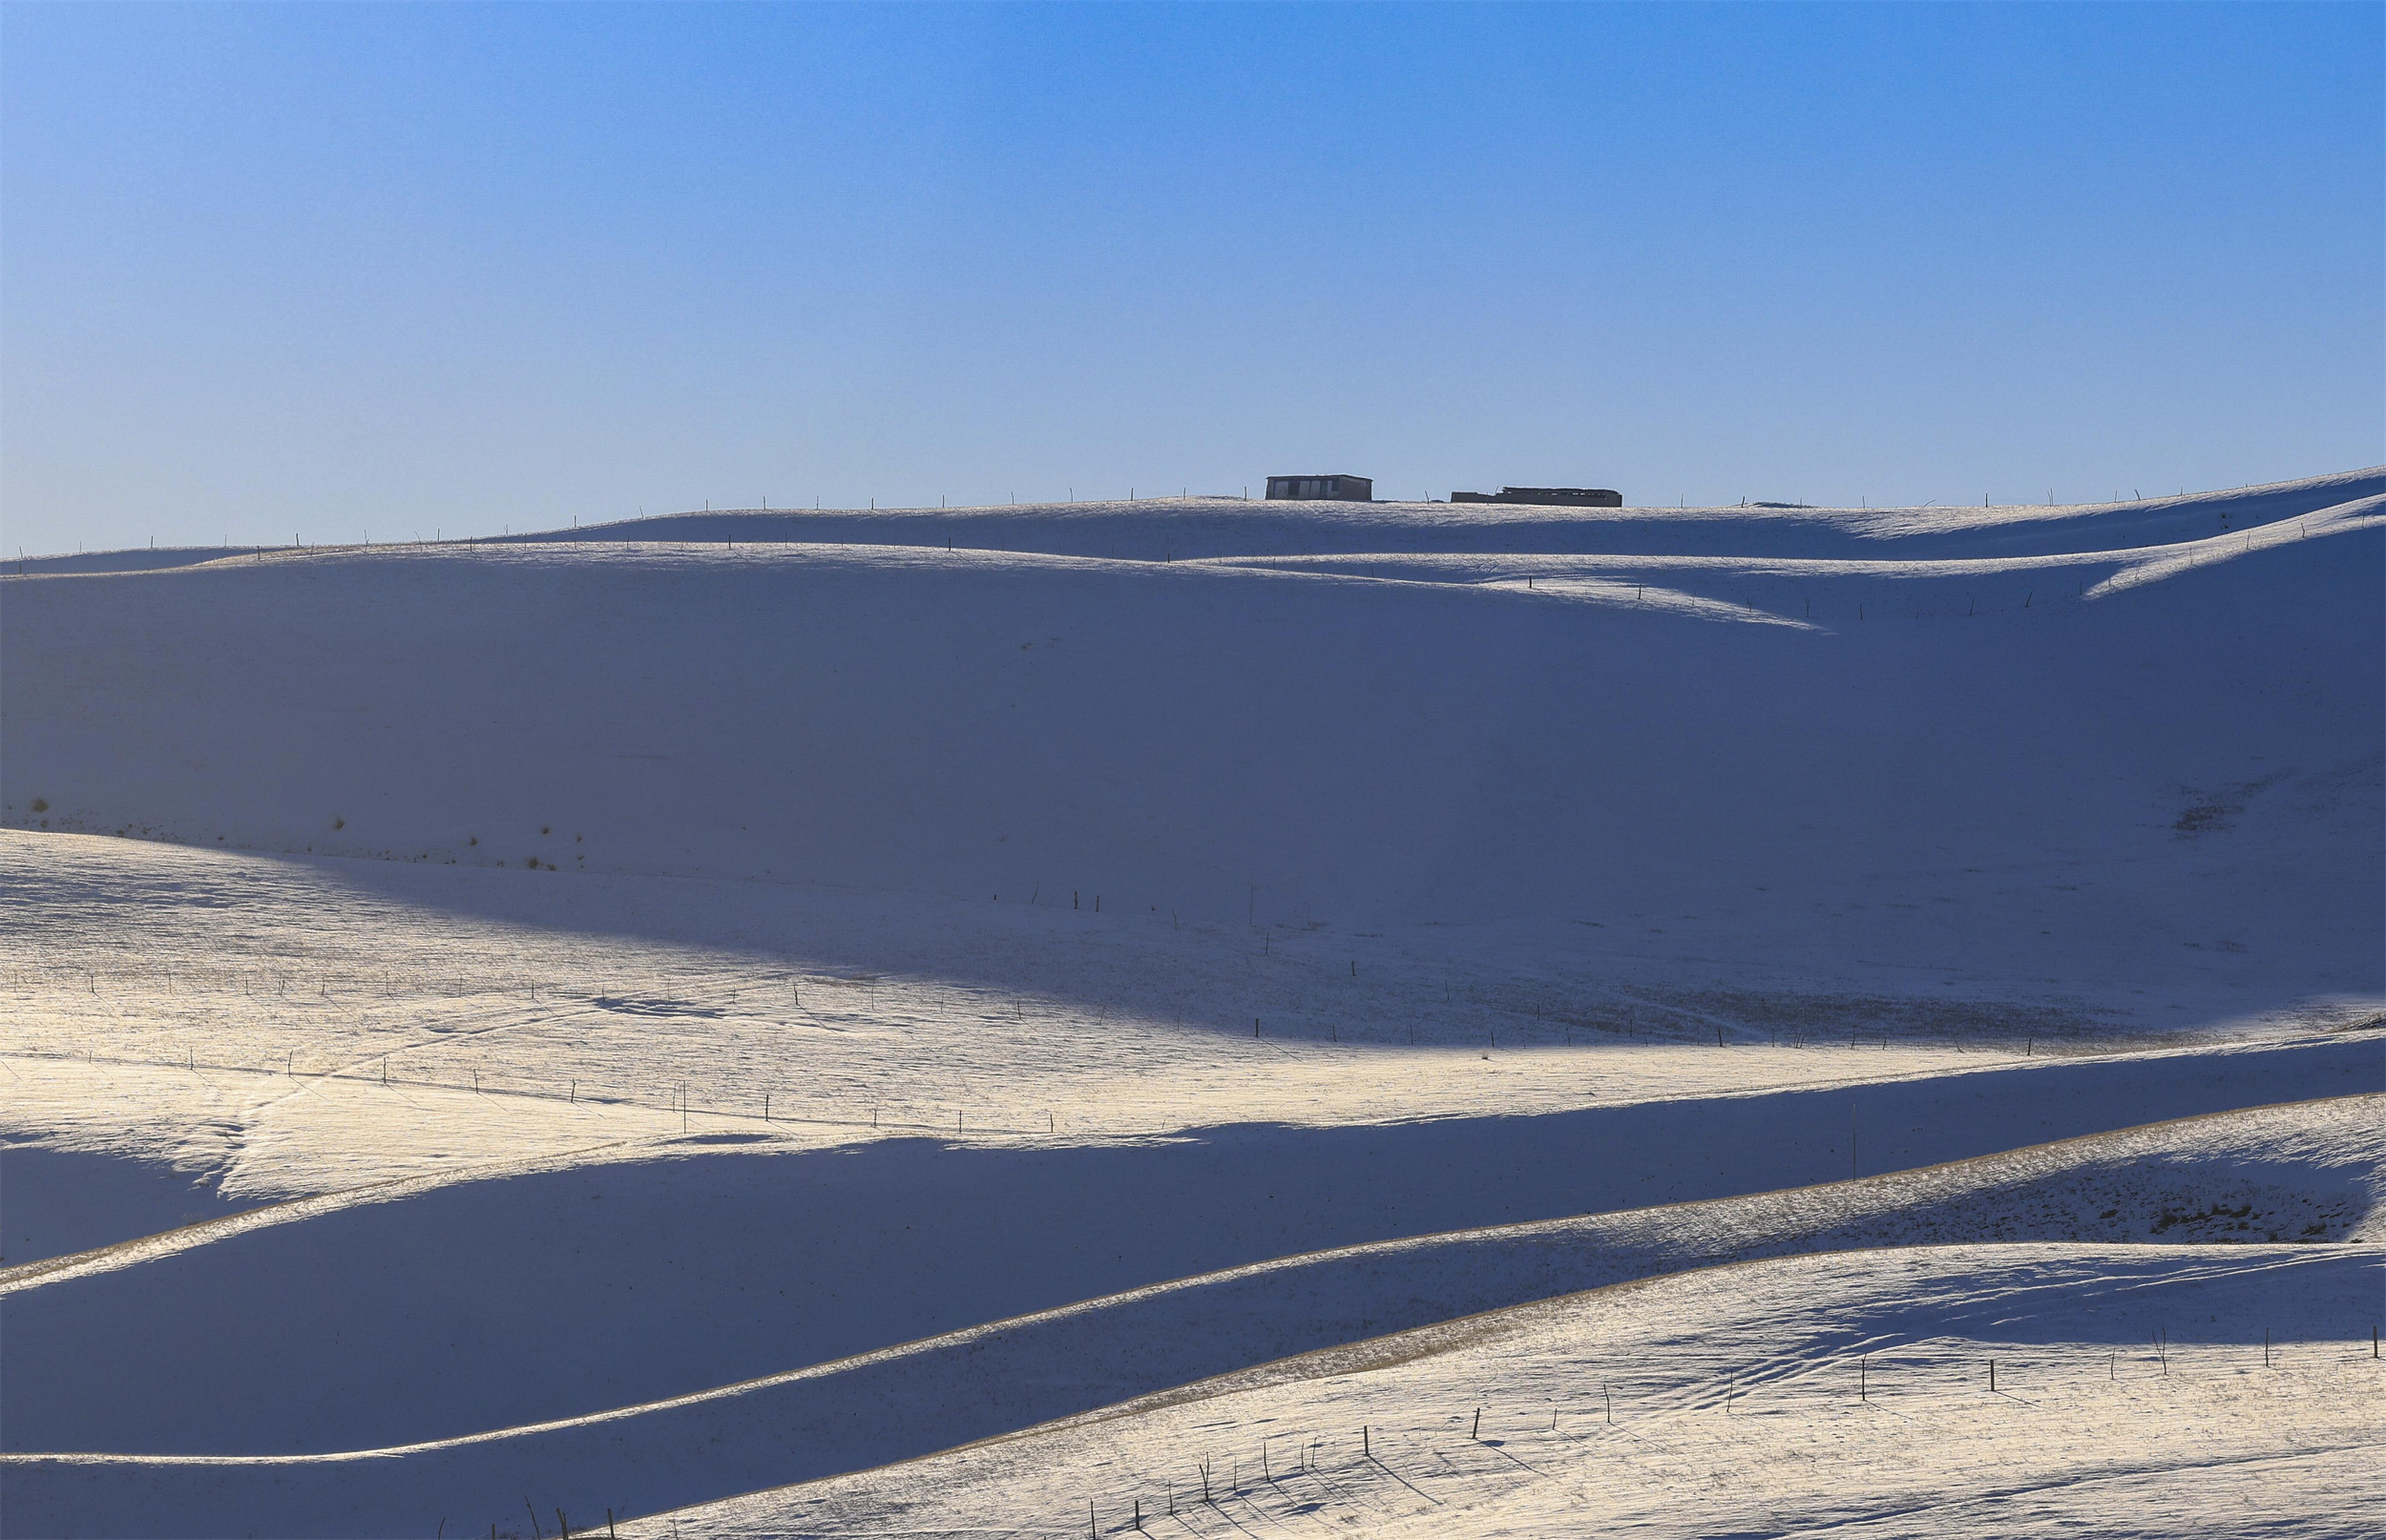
[3,2,2378,551]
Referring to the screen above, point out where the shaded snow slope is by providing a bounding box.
[2,1092,2373,1497]
[0,1144,253,1266]
[5,487,2378,1035]
[9,1235,2376,1537]
[630,1244,2386,1540]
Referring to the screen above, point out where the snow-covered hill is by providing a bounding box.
[3,468,2378,1539]
[6,475,2379,1038]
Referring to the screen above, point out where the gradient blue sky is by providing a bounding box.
[3,2,2378,551]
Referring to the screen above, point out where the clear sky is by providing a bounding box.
[2,2,2378,552]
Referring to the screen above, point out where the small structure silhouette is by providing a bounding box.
[1451,487,1622,507]
[1266,474,1372,502]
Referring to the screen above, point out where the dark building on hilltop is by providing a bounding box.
[1451,487,1622,508]
[1266,473,1373,502]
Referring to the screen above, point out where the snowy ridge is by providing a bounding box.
[13,466,2377,573]
[1216,489,2385,604]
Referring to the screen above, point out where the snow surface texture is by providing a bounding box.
[2,470,2380,1537]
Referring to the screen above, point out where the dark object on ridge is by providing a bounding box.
[1751,501,1815,509]
[1451,487,1622,507]
[1265,473,1373,501]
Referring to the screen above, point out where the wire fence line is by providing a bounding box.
[1057,1335,2385,1539]
[0,956,2171,1058]
[0,1044,1056,1139]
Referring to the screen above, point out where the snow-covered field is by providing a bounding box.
[3,471,2379,1537]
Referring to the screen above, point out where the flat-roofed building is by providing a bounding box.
[1265,473,1372,502]
[1451,486,1622,507]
